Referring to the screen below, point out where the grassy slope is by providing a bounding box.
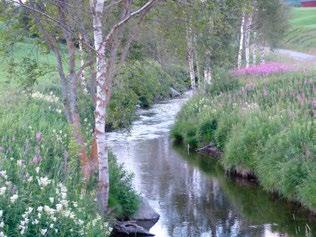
[283,7,316,53]
[172,70,316,212]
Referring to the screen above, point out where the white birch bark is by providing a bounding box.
[259,44,265,64]
[203,67,212,86]
[245,13,253,68]
[186,26,196,90]
[90,0,109,213]
[237,12,245,69]
[252,32,257,65]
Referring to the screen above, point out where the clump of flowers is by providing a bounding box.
[233,62,295,76]
[0,132,112,237]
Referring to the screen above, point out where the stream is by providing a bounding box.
[107,93,316,237]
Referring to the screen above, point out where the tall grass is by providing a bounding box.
[172,69,316,211]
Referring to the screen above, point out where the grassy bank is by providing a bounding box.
[172,66,316,212]
[283,7,316,53]
[0,39,188,236]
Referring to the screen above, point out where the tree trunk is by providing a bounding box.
[78,32,88,93]
[237,12,245,69]
[193,36,201,87]
[252,32,257,65]
[259,44,265,64]
[203,67,212,85]
[186,26,196,90]
[90,0,109,213]
[245,13,253,68]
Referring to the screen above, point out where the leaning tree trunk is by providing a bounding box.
[90,0,109,213]
[237,12,246,69]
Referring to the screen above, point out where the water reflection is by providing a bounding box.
[107,96,315,237]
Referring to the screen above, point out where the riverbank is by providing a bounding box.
[172,66,316,213]
[0,40,188,236]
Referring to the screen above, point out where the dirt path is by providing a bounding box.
[273,48,316,62]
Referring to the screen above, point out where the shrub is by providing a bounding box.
[108,154,139,218]
[206,67,241,95]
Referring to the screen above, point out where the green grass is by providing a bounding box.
[172,69,316,212]
[283,7,316,52]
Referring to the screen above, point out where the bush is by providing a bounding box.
[109,154,139,218]
[206,67,241,95]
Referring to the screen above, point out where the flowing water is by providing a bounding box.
[107,94,316,237]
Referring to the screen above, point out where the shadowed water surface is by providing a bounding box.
[107,94,316,237]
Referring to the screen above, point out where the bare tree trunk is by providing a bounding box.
[90,0,109,213]
[252,32,257,65]
[245,13,253,68]
[193,36,201,87]
[259,44,265,64]
[237,12,245,69]
[186,26,196,90]
[203,67,212,85]
[58,0,90,181]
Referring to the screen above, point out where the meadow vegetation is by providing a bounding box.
[172,64,316,211]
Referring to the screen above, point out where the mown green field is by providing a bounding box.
[283,7,316,53]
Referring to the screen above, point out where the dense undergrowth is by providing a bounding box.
[172,68,316,211]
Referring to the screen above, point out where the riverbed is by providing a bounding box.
[107,94,316,237]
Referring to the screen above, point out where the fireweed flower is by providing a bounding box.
[233,62,294,76]
[35,132,42,143]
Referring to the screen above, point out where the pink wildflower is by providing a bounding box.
[233,62,294,76]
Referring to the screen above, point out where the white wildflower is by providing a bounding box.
[40,228,47,235]
[32,219,39,225]
[0,210,3,217]
[49,197,54,204]
[37,177,51,188]
[17,160,23,167]
[27,207,33,214]
[35,167,40,174]
[44,205,55,216]
[0,222,4,228]
[56,204,63,212]
[0,171,7,180]
[0,187,6,196]
[37,206,43,212]
[0,231,6,237]
[10,194,18,203]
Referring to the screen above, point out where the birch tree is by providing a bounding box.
[237,12,245,69]
[14,0,158,213]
